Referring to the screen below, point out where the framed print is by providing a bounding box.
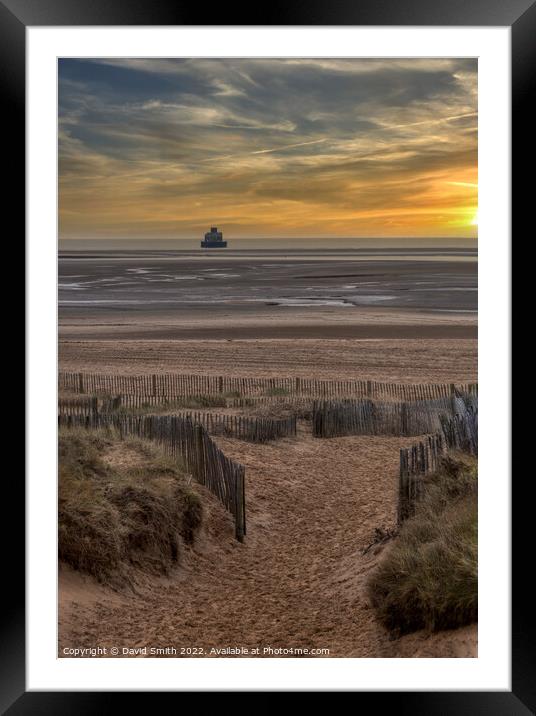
[7,0,530,709]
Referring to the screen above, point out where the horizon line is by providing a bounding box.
[59,236,478,242]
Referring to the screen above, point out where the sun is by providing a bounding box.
[471,211,478,226]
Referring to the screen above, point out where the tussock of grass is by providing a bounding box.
[58,428,203,585]
[247,399,311,420]
[168,395,228,408]
[367,453,477,635]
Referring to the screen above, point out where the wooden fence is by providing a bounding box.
[311,394,476,438]
[58,412,246,541]
[398,404,478,523]
[58,399,296,444]
[92,393,315,412]
[175,412,296,443]
[57,396,98,415]
[59,371,477,402]
[440,411,478,456]
[59,395,121,415]
[398,433,445,523]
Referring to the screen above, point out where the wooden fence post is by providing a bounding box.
[78,373,85,394]
[398,449,407,525]
[235,467,246,542]
[194,424,205,481]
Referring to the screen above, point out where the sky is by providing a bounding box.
[58,58,478,240]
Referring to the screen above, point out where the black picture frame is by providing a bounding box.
[7,0,530,710]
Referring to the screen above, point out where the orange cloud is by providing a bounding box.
[59,58,478,239]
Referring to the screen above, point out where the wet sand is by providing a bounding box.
[60,299,477,341]
[61,323,475,341]
[59,248,476,340]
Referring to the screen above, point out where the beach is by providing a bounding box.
[54,53,482,673]
[59,338,477,383]
[59,247,477,377]
[58,244,478,658]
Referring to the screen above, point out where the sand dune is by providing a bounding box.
[59,423,476,658]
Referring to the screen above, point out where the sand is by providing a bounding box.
[59,301,477,342]
[59,337,477,383]
[59,424,477,658]
[58,248,478,659]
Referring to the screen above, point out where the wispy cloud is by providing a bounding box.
[379,112,478,130]
[58,58,477,238]
[251,138,328,155]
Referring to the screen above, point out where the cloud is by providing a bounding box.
[58,58,477,238]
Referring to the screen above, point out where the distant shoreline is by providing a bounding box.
[59,238,478,253]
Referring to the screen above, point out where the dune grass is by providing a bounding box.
[58,428,203,585]
[367,452,477,635]
[264,387,290,397]
[113,395,229,415]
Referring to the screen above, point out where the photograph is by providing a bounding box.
[57,57,478,659]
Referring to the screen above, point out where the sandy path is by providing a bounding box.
[59,425,476,658]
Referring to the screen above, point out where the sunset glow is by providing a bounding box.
[58,58,478,240]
